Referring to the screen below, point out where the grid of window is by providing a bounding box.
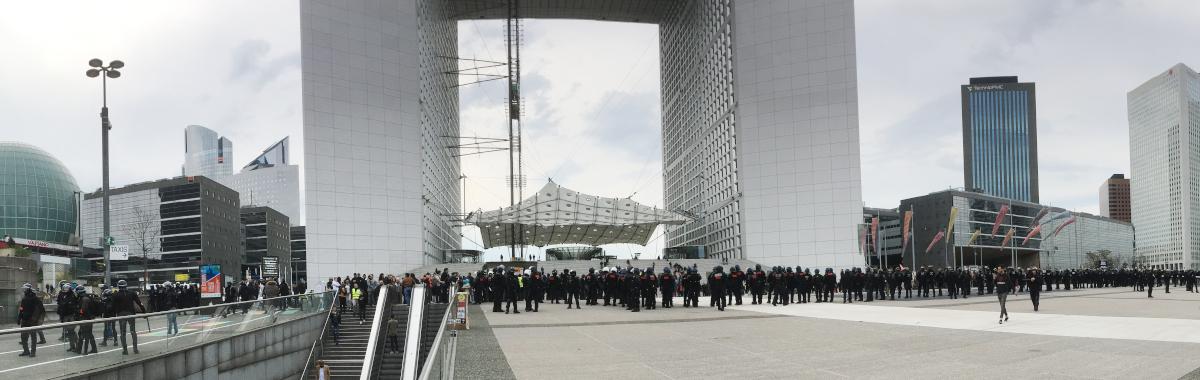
[661,0,741,260]
[183,125,234,178]
[967,89,1036,202]
[418,0,462,265]
[0,143,80,245]
[1129,64,1199,269]
[80,178,245,283]
[215,165,300,223]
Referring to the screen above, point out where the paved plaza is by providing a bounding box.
[465,287,1200,379]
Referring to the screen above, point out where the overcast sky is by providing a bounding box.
[3,0,1198,259]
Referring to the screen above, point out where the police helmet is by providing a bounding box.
[75,286,86,295]
[663,267,671,274]
[117,279,128,288]
[163,281,173,287]
[22,282,32,290]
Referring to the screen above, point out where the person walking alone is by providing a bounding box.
[352,284,366,324]
[1027,267,1042,312]
[995,266,1011,324]
[316,360,332,380]
[112,280,146,355]
[386,314,400,353]
[17,283,44,358]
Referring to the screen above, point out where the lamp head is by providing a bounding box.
[109,60,124,69]
[106,70,121,79]
[89,58,103,68]
[86,69,101,78]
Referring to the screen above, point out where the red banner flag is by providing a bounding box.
[1021,224,1043,246]
[1031,207,1050,225]
[925,230,945,253]
[1052,216,1077,237]
[901,210,913,250]
[859,225,868,253]
[1000,227,1016,247]
[992,204,1009,235]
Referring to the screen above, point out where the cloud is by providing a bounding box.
[856,0,1200,214]
[228,39,300,91]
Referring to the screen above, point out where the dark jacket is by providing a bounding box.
[994,272,1011,293]
[18,290,44,327]
[112,289,145,316]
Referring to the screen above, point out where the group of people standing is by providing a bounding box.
[223,277,299,316]
[471,265,718,313]
[16,279,145,358]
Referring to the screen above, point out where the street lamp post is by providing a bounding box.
[86,58,123,286]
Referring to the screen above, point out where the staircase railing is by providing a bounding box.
[417,286,457,380]
[359,285,391,380]
[297,291,339,379]
[401,284,428,380]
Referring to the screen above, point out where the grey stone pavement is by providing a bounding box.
[455,305,516,380]
[0,303,322,380]
[867,286,1200,319]
[463,288,1200,380]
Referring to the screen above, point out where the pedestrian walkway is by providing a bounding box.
[0,296,329,380]
[730,299,1200,344]
[476,288,1200,379]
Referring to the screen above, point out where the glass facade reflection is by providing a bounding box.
[0,142,79,245]
[961,77,1039,203]
[1129,63,1200,270]
[900,190,1132,269]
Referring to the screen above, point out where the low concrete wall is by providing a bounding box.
[70,310,326,380]
[0,256,38,325]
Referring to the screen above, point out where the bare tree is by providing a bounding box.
[122,206,159,288]
[1085,249,1115,269]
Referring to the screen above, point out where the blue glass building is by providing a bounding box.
[961,76,1039,203]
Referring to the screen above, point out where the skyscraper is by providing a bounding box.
[1099,174,1130,222]
[961,76,1039,202]
[180,129,301,223]
[183,125,233,178]
[1128,63,1200,270]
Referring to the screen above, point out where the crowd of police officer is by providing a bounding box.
[15,276,310,359]
[463,264,1199,315]
[16,279,146,358]
[471,265,703,313]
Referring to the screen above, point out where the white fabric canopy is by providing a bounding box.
[468,181,688,248]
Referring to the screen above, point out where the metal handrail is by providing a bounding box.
[297,291,340,380]
[0,290,334,335]
[359,285,391,380]
[401,284,428,380]
[416,287,455,380]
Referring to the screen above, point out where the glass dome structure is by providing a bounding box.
[0,142,79,245]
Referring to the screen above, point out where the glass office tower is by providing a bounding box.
[1128,63,1200,270]
[961,76,1039,203]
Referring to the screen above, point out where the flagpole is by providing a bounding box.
[877,210,883,269]
[1009,200,1015,268]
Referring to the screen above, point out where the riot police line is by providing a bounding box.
[5,282,334,359]
[461,264,1200,315]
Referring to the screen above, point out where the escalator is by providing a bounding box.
[376,304,409,378]
[417,303,449,367]
[365,285,453,379]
